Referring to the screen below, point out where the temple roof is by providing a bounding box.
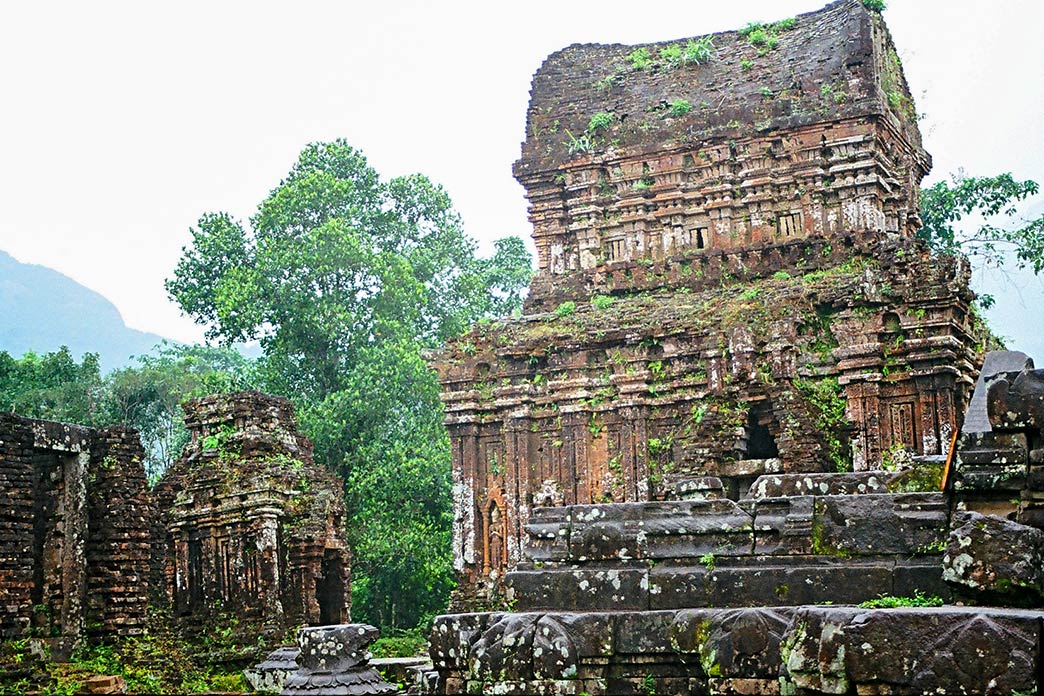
[515,0,923,176]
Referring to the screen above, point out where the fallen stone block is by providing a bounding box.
[943,511,1044,602]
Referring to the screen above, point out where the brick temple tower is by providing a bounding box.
[432,0,987,606]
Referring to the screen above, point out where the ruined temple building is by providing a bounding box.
[427,1,1044,694]
[433,0,985,605]
[152,391,351,640]
[0,416,151,658]
[0,391,352,670]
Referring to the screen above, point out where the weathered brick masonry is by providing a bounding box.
[433,0,987,605]
[0,415,151,656]
[1,391,351,656]
[151,392,351,640]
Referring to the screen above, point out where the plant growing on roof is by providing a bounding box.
[668,99,692,117]
[587,111,617,133]
[684,37,715,65]
[627,47,652,70]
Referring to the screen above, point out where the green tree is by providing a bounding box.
[166,139,532,629]
[104,342,257,481]
[0,347,105,424]
[919,172,1044,306]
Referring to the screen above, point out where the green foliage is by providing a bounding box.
[555,301,577,318]
[587,111,616,133]
[659,43,683,66]
[699,552,716,570]
[795,377,851,472]
[370,627,428,658]
[592,295,615,310]
[861,0,886,11]
[738,18,792,52]
[0,347,105,424]
[684,38,715,65]
[740,59,754,71]
[167,140,532,630]
[0,343,255,482]
[668,99,692,117]
[565,130,593,155]
[627,47,652,70]
[657,39,715,69]
[759,86,773,97]
[919,173,1044,307]
[22,635,248,694]
[746,27,769,47]
[859,591,943,608]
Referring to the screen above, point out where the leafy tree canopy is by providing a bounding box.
[167,139,533,629]
[919,173,1044,307]
[0,347,105,425]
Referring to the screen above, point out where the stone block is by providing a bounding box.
[782,606,1042,695]
[748,472,890,498]
[523,507,571,563]
[811,493,947,557]
[429,612,502,672]
[957,431,1028,465]
[282,624,398,695]
[244,645,299,694]
[648,563,894,609]
[943,512,1044,602]
[751,497,814,555]
[988,367,1044,432]
[506,568,649,611]
[668,477,725,501]
[962,350,1034,434]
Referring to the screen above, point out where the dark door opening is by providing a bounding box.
[317,549,346,625]
[747,407,779,459]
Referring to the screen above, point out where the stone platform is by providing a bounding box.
[431,606,1042,695]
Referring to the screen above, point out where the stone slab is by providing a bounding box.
[963,350,1033,434]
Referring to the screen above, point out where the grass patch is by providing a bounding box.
[859,591,943,608]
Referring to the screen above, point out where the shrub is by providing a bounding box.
[660,43,684,66]
[669,99,692,117]
[587,111,616,133]
[627,47,652,70]
[555,301,577,318]
[683,38,715,65]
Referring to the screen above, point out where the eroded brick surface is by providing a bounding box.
[152,391,351,641]
[0,414,151,656]
[432,0,984,606]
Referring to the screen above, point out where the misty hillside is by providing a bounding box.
[0,250,167,372]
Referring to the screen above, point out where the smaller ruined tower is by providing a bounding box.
[152,392,351,640]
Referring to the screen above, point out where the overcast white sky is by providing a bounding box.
[1,0,1042,357]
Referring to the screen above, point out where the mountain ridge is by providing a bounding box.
[0,249,168,372]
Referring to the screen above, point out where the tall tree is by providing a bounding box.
[919,173,1044,307]
[166,140,532,628]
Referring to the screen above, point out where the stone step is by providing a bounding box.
[524,492,949,564]
[506,558,951,611]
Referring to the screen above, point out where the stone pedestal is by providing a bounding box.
[281,624,399,696]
